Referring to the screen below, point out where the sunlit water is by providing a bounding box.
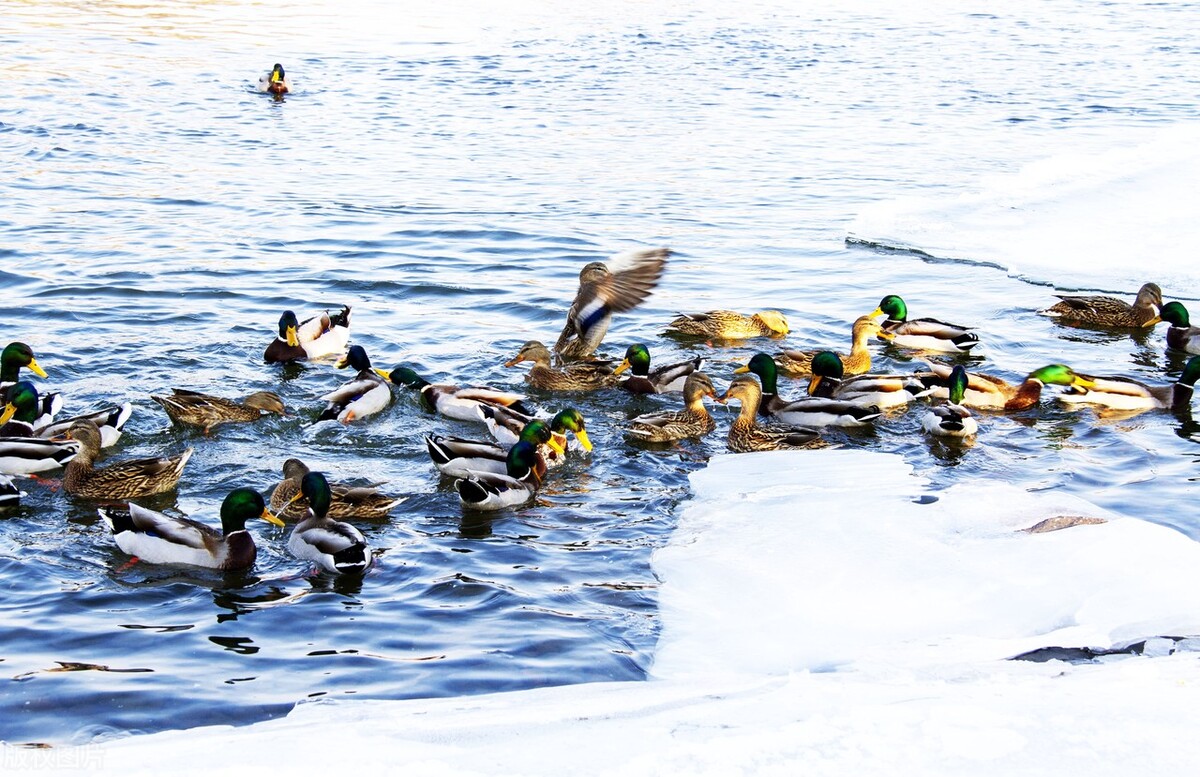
[2,0,1199,745]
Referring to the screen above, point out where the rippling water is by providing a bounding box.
[3,0,1199,745]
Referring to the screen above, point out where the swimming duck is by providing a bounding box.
[716,375,820,452]
[553,248,670,363]
[318,346,393,423]
[478,405,593,460]
[2,381,132,447]
[665,309,790,340]
[613,344,703,394]
[625,372,719,442]
[263,306,351,363]
[287,471,372,574]
[63,420,193,500]
[735,354,882,428]
[922,365,978,438]
[0,473,22,507]
[807,351,929,409]
[775,316,893,378]
[869,295,979,353]
[152,388,285,434]
[426,419,563,478]
[258,63,290,97]
[270,458,406,521]
[1,342,61,425]
[1160,301,1200,354]
[1040,282,1162,328]
[387,366,532,422]
[454,441,546,511]
[916,362,1091,410]
[99,488,284,571]
[1057,356,1200,413]
[505,340,619,391]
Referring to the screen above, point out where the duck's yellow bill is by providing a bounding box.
[1071,375,1097,390]
[868,307,884,319]
[546,435,566,455]
[0,403,16,425]
[286,325,299,347]
[574,428,593,452]
[733,365,750,375]
[261,508,285,527]
[807,375,823,395]
[612,359,631,376]
[28,358,48,379]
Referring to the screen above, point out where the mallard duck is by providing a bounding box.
[625,372,719,442]
[63,420,193,500]
[318,345,393,423]
[807,351,929,408]
[387,366,532,422]
[869,295,979,353]
[1057,356,1200,412]
[426,419,563,478]
[613,344,702,394]
[1,342,61,425]
[716,375,820,452]
[478,405,593,459]
[916,362,1090,410]
[152,388,285,434]
[665,310,790,340]
[775,316,892,378]
[258,63,290,96]
[99,488,284,571]
[1040,282,1162,328]
[735,354,882,428]
[0,473,22,507]
[2,381,131,447]
[922,365,978,438]
[454,441,546,511]
[270,458,405,521]
[263,306,351,363]
[1160,301,1200,354]
[505,340,619,391]
[553,248,670,363]
[287,471,372,574]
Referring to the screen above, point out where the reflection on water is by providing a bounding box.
[3,0,1200,747]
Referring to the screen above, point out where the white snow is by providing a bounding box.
[849,123,1200,295]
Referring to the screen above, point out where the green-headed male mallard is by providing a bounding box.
[613,344,702,394]
[553,248,670,363]
[270,458,405,521]
[1040,282,1162,328]
[387,366,532,422]
[454,441,545,511]
[665,309,789,341]
[921,365,978,438]
[625,372,719,442]
[776,316,892,378]
[2,381,131,447]
[99,488,284,571]
[916,362,1090,411]
[153,388,285,434]
[318,345,393,423]
[505,340,618,391]
[1058,356,1200,413]
[736,353,882,428]
[64,420,192,500]
[869,295,979,353]
[286,471,371,574]
[426,419,563,478]
[1160,301,1200,354]
[717,374,820,452]
[258,63,290,97]
[477,405,592,462]
[263,306,351,363]
[807,351,929,409]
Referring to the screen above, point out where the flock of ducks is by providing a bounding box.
[3,241,1198,578]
